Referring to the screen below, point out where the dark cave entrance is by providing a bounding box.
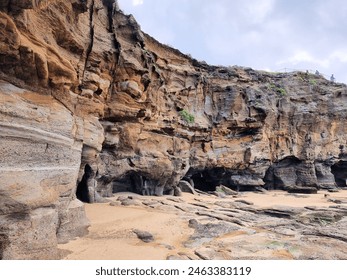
[190,172,217,192]
[186,168,234,192]
[112,171,145,194]
[331,161,347,188]
[76,164,92,203]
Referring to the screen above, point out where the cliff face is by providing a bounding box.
[1,0,347,259]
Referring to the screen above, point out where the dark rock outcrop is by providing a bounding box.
[133,229,154,243]
[1,0,347,259]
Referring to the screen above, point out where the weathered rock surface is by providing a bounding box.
[132,229,154,243]
[1,0,347,259]
[112,191,347,260]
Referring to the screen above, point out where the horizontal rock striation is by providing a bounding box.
[1,0,347,259]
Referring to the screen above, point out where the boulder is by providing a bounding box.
[216,185,238,196]
[133,229,155,243]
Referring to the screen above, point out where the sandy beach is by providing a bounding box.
[58,190,347,260]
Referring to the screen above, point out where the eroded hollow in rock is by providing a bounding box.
[112,171,142,193]
[331,161,347,188]
[264,156,302,190]
[112,171,160,195]
[186,168,233,192]
[76,164,92,203]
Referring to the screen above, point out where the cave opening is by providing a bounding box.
[331,161,347,188]
[112,171,145,194]
[76,164,92,203]
[186,168,233,192]
[190,172,216,192]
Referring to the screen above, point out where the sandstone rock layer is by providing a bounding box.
[1,0,347,259]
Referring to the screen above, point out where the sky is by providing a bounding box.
[118,0,347,84]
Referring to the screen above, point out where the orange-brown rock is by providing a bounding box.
[1,0,347,259]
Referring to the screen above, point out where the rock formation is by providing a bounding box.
[1,0,347,259]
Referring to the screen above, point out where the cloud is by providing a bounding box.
[277,50,330,69]
[118,0,347,83]
[132,0,144,6]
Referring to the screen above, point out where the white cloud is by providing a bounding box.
[277,50,330,68]
[118,0,347,84]
[132,0,144,6]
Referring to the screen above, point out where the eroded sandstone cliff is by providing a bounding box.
[1,0,347,259]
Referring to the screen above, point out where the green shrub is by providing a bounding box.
[268,83,286,96]
[309,79,317,86]
[277,87,287,96]
[179,110,195,124]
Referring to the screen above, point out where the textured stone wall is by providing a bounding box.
[1,0,347,259]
